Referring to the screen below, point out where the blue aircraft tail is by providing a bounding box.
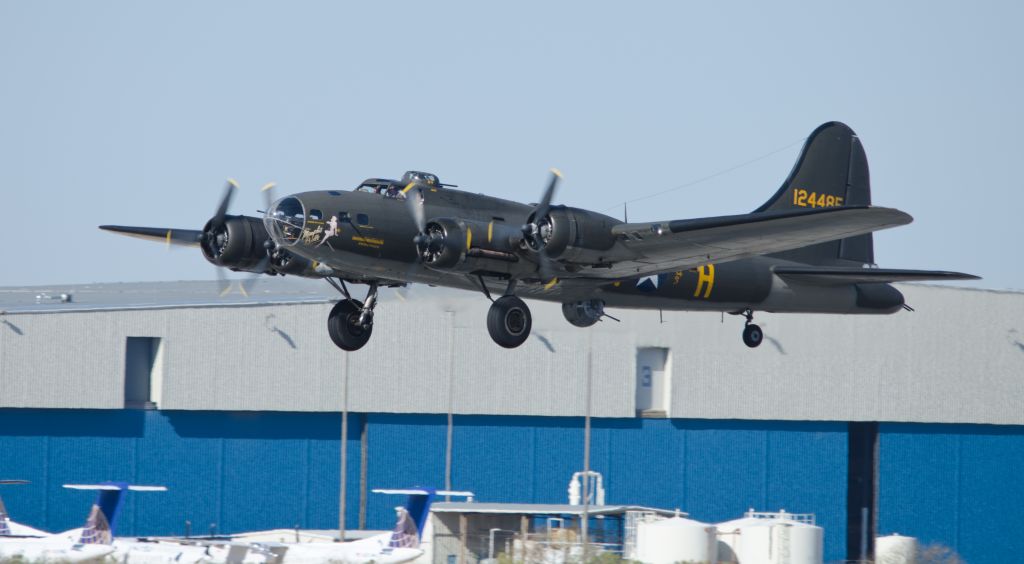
[63,483,167,545]
[372,488,473,549]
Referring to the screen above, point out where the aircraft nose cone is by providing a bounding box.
[264,196,306,246]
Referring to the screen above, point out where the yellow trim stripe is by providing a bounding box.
[466,227,472,250]
[544,277,559,290]
[487,221,494,243]
[402,182,416,194]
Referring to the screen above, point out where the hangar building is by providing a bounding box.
[0,279,1021,563]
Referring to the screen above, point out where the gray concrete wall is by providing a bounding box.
[1,284,1021,424]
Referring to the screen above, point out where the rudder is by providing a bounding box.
[756,121,875,266]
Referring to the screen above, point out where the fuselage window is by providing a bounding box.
[338,211,350,223]
[356,213,370,226]
[309,209,324,222]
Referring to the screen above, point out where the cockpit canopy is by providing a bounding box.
[401,171,441,186]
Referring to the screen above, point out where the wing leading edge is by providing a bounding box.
[773,266,980,285]
[598,206,912,278]
[100,225,203,247]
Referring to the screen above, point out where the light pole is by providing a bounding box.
[581,343,593,559]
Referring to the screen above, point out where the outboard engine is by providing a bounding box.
[200,216,273,273]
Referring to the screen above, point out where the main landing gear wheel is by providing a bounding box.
[487,295,532,349]
[328,299,372,351]
[740,308,763,348]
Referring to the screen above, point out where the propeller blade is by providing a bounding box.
[212,179,239,228]
[538,252,554,284]
[260,182,277,212]
[215,267,231,297]
[241,254,272,296]
[534,168,562,223]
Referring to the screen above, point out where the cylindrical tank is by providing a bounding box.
[775,522,823,564]
[876,534,918,564]
[635,516,717,564]
[716,516,822,564]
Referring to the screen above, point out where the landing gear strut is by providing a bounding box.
[741,309,763,348]
[326,279,378,351]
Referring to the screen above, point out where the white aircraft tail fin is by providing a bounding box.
[63,482,167,545]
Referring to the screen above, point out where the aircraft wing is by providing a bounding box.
[100,225,203,247]
[592,206,911,279]
[773,266,980,285]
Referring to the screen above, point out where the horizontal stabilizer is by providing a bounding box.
[64,484,168,492]
[99,225,203,247]
[372,488,475,498]
[774,266,980,285]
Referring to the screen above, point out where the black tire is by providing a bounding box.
[327,299,372,351]
[487,296,532,348]
[742,323,763,348]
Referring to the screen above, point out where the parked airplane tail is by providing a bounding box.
[755,121,875,266]
[0,480,29,536]
[63,483,167,545]
[372,488,474,549]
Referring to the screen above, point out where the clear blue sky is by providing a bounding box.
[1,1,1019,289]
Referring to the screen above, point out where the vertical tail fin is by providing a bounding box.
[0,497,9,536]
[0,480,30,536]
[755,121,875,266]
[63,483,167,545]
[372,488,474,549]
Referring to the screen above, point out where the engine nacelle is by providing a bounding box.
[201,216,272,273]
[531,207,620,265]
[562,299,605,328]
[418,217,524,276]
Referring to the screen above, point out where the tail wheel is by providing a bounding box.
[742,323,763,348]
[487,296,532,348]
[328,299,372,351]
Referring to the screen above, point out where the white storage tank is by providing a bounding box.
[635,515,717,564]
[716,510,823,564]
[876,534,918,564]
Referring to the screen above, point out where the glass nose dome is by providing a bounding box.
[265,196,305,246]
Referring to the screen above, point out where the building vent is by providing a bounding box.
[635,347,671,417]
[124,337,163,409]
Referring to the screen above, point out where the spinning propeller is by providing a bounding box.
[522,169,562,283]
[198,179,278,297]
[403,169,562,283]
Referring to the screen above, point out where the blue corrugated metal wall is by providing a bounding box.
[363,415,847,561]
[0,410,359,537]
[879,423,1024,564]
[5,412,1020,563]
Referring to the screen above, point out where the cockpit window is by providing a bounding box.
[265,196,305,245]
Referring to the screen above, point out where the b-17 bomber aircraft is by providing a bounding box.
[101,122,977,351]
